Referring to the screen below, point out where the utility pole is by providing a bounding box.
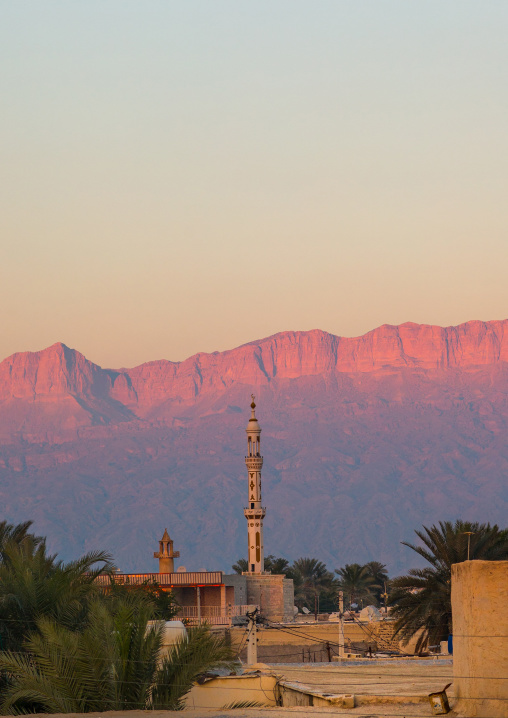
[246,608,258,665]
[381,582,389,615]
[314,592,318,622]
[338,590,345,661]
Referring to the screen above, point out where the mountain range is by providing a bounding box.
[1,319,508,575]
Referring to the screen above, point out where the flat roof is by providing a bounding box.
[95,571,224,587]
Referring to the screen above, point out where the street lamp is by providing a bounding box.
[463,531,475,561]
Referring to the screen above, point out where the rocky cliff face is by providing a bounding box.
[0,320,507,574]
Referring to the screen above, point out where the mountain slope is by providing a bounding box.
[0,320,507,574]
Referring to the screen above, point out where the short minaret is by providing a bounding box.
[244,396,266,573]
[154,528,180,573]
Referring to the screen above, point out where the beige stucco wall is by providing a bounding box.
[229,618,407,662]
[184,672,279,709]
[451,560,508,717]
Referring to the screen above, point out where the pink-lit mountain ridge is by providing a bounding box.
[1,319,508,574]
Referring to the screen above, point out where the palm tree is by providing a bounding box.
[0,534,112,652]
[151,623,236,709]
[232,555,290,575]
[231,558,248,574]
[0,520,43,558]
[364,561,389,605]
[335,563,376,609]
[389,520,508,653]
[107,576,179,621]
[0,595,235,714]
[264,555,290,574]
[290,557,336,611]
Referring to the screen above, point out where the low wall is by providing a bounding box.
[451,560,508,717]
[239,642,333,663]
[185,671,278,709]
[232,619,402,662]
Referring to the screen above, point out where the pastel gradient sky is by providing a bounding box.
[2,1,508,368]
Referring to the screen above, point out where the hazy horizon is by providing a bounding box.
[2,1,508,367]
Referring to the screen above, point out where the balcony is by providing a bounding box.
[95,571,224,587]
[177,604,257,626]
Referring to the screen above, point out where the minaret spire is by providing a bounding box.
[154,528,180,573]
[244,395,266,573]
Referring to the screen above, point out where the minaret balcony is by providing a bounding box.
[245,456,263,470]
[243,507,266,519]
[154,550,180,559]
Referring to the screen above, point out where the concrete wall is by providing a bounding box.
[185,672,278,709]
[245,574,295,622]
[223,573,248,605]
[185,671,354,709]
[175,585,221,608]
[451,560,508,717]
[230,619,402,662]
[239,642,333,663]
[282,579,294,620]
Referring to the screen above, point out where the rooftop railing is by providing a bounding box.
[95,571,224,587]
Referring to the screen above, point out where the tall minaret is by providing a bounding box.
[244,396,266,573]
[154,528,180,573]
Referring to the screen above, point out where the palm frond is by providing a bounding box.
[221,700,265,709]
[389,520,508,652]
[151,623,237,710]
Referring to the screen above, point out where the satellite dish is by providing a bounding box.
[177,566,187,573]
[359,605,382,622]
[302,606,310,614]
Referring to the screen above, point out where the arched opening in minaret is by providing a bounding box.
[256,438,260,455]
[248,437,252,456]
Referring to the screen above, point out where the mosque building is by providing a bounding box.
[97,399,294,624]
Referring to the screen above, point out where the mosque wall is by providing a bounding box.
[245,574,295,622]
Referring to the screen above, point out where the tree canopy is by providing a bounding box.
[0,521,235,713]
[335,563,377,609]
[389,520,508,652]
[232,553,389,612]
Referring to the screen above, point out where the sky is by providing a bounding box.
[2,1,508,369]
